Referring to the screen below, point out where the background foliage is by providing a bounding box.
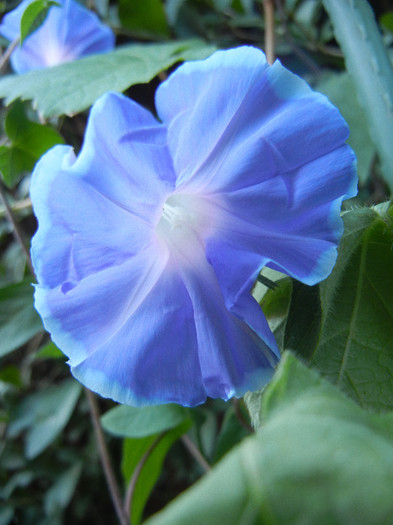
[0,1,392,524]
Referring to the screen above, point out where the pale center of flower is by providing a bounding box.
[156,193,214,260]
[43,43,76,67]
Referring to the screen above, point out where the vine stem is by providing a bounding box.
[233,398,254,434]
[263,0,275,65]
[181,434,211,473]
[0,181,35,275]
[85,388,129,525]
[0,37,19,72]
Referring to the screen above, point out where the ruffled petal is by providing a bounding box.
[34,240,168,366]
[156,46,351,195]
[31,92,173,288]
[178,259,279,400]
[68,263,206,407]
[206,144,357,308]
[72,92,175,222]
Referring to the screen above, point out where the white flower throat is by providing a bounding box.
[156,193,216,258]
[161,201,192,230]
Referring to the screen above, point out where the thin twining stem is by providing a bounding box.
[124,433,166,523]
[0,37,19,72]
[263,0,276,65]
[181,433,211,473]
[0,181,35,275]
[85,389,129,525]
[233,398,254,433]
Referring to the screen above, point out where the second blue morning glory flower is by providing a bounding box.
[0,0,115,73]
[30,47,357,406]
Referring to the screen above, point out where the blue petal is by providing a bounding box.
[31,93,174,290]
[206,145,357,309]
[68,254,278,406]
[178,259,279,400]
[72,92,175,222]
[68,264,207,407]
[0,0,114,73]
[156,46,352,195]
[31,150,151,290]
[34,241,170,378]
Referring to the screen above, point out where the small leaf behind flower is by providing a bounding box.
[20,0,60,44]
[101,404,190,438]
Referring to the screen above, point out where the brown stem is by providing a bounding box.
[181,434,211,473]
[263,0,275,65]
[124,433,165,523]
[0,37,20,73]
[85,389,129,525]
[0,181,35,276]
[233,398,254,433]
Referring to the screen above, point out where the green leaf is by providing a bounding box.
[316,72,376,183]
[0,364,24,388]
[34,341,64,359]
[101,404,190,438]
[283,280,321,360]
[380,12,393,32]
[20,0,60,45]
[259,277,292,350]
[310,203,393,411]
[0,144,33,187]
[213,405,250,463]
[146,353,393,525]
[119,0,170,37]
[0,41,216,118]
[267,204,393,412]
[122,420,191,525]
[0,102,64,186]
[322,0,393,190]
[0,280,43,358]
[7,379,81,459]
[5,102,64,155]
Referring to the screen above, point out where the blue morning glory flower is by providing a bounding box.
[30,47,357,407]
[0,0,115,73]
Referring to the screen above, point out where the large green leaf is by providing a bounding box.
[0,280,43,358]
[146,353,393,525]
[0,41,216,117]
[101,404,190,438]
[312,203,393,411]
[322,0,393,190]
[264,203,393,412]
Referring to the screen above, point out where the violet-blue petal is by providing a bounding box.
[156,46,352,194]
[177,258,279,400]
[31,92,173,288]
[206,145,356,307]
[0,0,115,73]
[68,263,207,407]
[156,46,357,303]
